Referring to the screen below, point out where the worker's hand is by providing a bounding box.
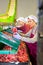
[12,27,18,33]
[13,32,22,40]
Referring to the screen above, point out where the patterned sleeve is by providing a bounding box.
[21,24,38,43]
[31,25,38,35]
[21,32,38,43]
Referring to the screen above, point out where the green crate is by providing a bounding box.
[0,32,20,54]
[0,43,17,54]
[0,43,18,54]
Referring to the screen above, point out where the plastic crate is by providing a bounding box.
[0,28,20,54]
[0,43,17,54]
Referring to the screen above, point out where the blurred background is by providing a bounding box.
[0,0,38,18]
[16,0,38,18]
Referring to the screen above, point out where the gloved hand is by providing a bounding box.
[12,27,22,40]
[13,32,22,40]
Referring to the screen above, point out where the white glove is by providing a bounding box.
[13,32,22,40]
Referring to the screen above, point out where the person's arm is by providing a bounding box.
[31,24,38,35]
[21,32,38,43]
[18,29,32,37]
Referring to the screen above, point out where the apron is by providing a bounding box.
[25,33,37,65]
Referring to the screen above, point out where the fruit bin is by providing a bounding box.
[0,43,18,54]
[0,41,30,65]
[0,27,20,54]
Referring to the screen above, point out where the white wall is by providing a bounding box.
[0,0,9,15]
[16,0,38,18]
[0,0,38,18]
